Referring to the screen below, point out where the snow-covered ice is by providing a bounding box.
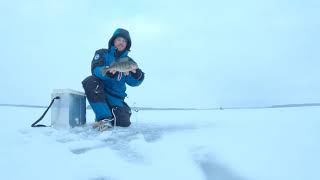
[0,106,319,180]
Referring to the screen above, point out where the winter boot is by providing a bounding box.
[92,118,114,132]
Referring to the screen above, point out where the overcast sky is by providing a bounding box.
[0,0,319,108]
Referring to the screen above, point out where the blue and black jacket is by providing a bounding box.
[91,47,144,99]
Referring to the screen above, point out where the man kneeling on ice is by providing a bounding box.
[82,28,145,131]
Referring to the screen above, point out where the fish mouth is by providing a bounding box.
[131,65,138,69]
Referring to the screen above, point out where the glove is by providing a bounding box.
[130,68,144,80]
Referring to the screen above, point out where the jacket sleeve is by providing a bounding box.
[91,49,114,80]
[125,68,145,87]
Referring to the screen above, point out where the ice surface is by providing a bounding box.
[0,106,319,180]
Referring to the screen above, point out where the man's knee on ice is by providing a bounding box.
[82,76,106,103]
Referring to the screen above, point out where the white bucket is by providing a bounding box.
[51,89,86,129]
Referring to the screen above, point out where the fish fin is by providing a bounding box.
[118,57,129,63]
[101,67,110,76]
[127,57,137,64]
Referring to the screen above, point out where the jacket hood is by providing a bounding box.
[108,28,131,51]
